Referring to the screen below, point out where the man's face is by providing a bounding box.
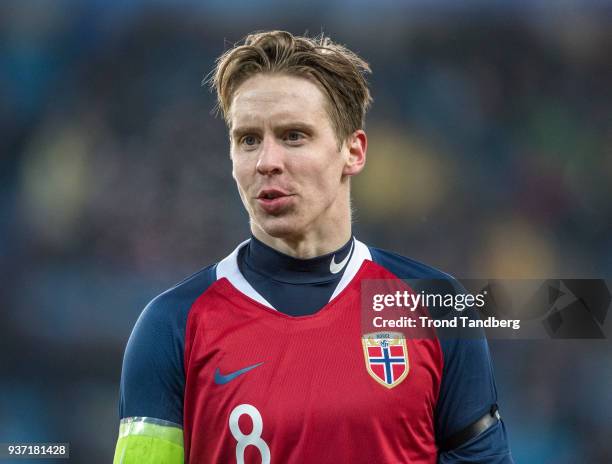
[229,73,360,241]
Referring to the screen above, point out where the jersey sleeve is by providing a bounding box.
[432,277,513,462]
[436,336,513,463]
[113,265,216,464]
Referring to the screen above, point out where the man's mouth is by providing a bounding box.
[255,189,295,214]
[257,189,290,200]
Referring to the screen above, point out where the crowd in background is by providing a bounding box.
[1,1,611,462]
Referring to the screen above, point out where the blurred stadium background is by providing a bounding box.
[1,1,611,462]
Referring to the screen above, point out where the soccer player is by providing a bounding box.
[113,31,513,463]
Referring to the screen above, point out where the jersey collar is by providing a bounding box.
[215,238,372,310]
[241,235,354,284]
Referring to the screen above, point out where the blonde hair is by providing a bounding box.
[210,30,372,145]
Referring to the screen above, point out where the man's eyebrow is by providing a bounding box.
[274,122,316,133]
[231,126,261,139]
[231,122,316,139]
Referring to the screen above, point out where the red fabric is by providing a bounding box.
[183,260,443,463]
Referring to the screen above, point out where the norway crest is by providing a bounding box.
[362,332,409,388]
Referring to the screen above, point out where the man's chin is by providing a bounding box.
[253,216,302,239]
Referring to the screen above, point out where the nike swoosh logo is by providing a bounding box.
[214,362,264,385]
[329,240,354,274]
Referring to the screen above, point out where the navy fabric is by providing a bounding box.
[439,421,513,464]
[369,247,513,463]
[118,264,217,425]
[119,240,512,462]
[238,235,353,316]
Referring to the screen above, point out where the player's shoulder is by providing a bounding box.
[138,263,218,330]
[366,244,466,302]
[367,244,454,281]
[157,263,218,305]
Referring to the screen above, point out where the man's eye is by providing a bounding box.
[286,131,304,142]
[241,135,258,146]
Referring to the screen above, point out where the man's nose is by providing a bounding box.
[256,137,284,176]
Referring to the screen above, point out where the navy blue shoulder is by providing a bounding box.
[119,264,217,425]
[368,246,464,299]
[368,246,454,279]
[152,263,218,330]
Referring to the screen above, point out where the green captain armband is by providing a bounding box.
[113,417,184,464]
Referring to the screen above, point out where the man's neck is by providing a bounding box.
[242,235,354,282]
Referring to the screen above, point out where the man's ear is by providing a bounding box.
[343,130,367,176]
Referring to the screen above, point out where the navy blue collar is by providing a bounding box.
[241,235,355,284]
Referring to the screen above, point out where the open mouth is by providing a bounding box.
[255,189,295,214]
[257,189,290,200]
[259,192,283,200]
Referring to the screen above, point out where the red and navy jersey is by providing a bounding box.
[118,238,513,463]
